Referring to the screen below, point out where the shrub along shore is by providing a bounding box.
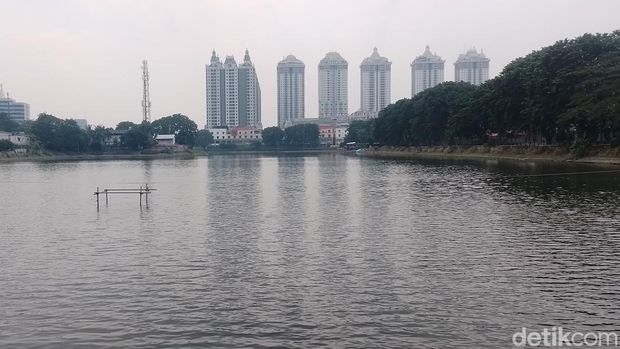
[358,145,620,166]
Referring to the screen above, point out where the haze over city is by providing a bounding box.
[1,0,619,128]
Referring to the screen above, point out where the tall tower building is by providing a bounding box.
[206,49,261,128]
[318,52,348,119]
[277,55,305,128]
[0,85,30,123]
[360,47,391,116]
[411,45,444,97]
[454,48,490,86]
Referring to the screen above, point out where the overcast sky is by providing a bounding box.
[1,0,619,128]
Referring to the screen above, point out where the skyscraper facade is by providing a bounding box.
[206,50,261,128]
[411,45,444,97]
[318,52,348,119]
[454,48,490,86]
[360,47,391,116]
[277,55,305,128]
[0,86,29,123]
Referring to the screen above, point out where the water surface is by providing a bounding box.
[1,154,619,348]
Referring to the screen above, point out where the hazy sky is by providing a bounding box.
[1,0,619,128]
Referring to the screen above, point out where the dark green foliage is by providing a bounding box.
[0,113,19,132]
[261,126,285,147]
[121,121,154,150]
[194,129,214,149]
[284,124,319,147]
[88,126,111,152]
[365,30,620,150]
[116,121,138,131]
[0,139,14,151]
[344,120,374,144]
[372,82,477,146]
[151,114,198,146]
[29,114,88,151]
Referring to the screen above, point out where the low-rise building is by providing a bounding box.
[155,134,175,146]
[208,127,262,144]
[290,118,349,146]
[0,131,30,147]
[104,130,126,147]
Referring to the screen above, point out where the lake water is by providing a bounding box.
[1,154,619,348]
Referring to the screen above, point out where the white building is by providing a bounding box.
[411,45,445,97]
[208,127,262,144]
[0,131,30,147]
[206,50,261,128]
[318,52,348,119]
[454,48,490,86]
[155,134,175,146]
[0,86,30,123]
[277,55,305,128]
[319,125,348,146]
[360,47,391,118]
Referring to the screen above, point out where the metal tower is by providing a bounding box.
[141,60,151,123]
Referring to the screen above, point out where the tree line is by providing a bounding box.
[1,111,323,152]
[0,113,213,152]
[345,30,620,152]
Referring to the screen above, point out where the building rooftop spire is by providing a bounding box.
[361,47,390,66]
[210,50,220,64]
[244,49,251,64]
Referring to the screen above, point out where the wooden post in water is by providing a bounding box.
[96,186,100,209]
[105,189,108,206]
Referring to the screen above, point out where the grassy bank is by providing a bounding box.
[360,145,620,166]
[203,147,338,156]
[0,150,196,162]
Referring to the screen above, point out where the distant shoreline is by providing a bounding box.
[358,145,620,166]
[0,148,340,163]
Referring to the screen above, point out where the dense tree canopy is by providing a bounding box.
[151,114,198,146]
[194,129,214,149]
[344,120,374,145]
[0,113,20,132]
[262,126,286,147]
[284,124,319,147]
[347,30,620,150]
[121,121,154,150]
[29,114,89,152]
[116,121,138,131]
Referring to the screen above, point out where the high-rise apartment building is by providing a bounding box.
[360,47,391,116]
[454,48,490,86]
[277,55,305,128]
[206,50,261,128]
[318,52,348,119]
[411,45,444,97]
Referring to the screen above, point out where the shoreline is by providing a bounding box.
[0,148,339,163]
[359,146,620,167]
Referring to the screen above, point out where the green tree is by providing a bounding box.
[28,114,89,151]
[116,121,138,131]
[0,139,14,151]
[88,126,111,152]
[344,120,374,144]
[194,129,214,150]
[0,113,19,132]
[284,124,319,147]
[261,126,285,147]
[121,121,154,150]
[29,113,63,150]
[151,114,198,146]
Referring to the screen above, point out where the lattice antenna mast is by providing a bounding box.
[141,60,151,123]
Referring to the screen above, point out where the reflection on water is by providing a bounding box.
[1,154,619,348]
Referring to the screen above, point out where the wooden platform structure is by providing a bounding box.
[94,185,156,208]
